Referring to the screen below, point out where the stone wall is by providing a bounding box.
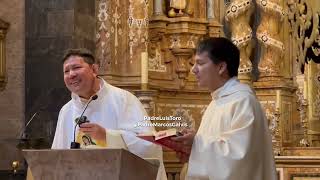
[25,0,96,146]
[0,0,25,171]
[0,0,96,175]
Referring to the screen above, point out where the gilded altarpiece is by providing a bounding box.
[96,0,149,86]
[96,0,320,179]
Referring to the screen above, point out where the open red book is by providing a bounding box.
[138,129,190,154]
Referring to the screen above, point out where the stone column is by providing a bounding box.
[207,0,214,20]
[153,0,164,16]
[207,0,222,38]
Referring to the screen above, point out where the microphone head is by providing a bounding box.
[75,116,88,125]
[91,95,98,100]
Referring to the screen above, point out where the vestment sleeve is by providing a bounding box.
[109,92,167,180]
[51,109,66,149]
[205,97,256,179]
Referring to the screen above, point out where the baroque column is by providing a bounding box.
[225,0,254,84]
[207,0,222,37]
[207,0,215,20]
[153,0,165,17]
[256,0,285,81]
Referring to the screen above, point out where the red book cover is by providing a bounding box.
[138,129,189,154]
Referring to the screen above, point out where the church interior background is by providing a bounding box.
[1,0,320,179]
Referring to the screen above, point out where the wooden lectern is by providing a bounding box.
[23,149,159,180]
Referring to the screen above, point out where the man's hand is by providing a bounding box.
[171,129,196,146]
[79,123,106,141]
[171,129,196,163]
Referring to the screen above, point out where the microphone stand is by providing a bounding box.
[17,109,44,149]
[70,116,88,149]
[70,95,98,149]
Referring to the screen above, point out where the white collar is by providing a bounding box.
[71,78,108,108]
[210,77,240,100]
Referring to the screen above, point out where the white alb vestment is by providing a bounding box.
[52,79,167,180]
[187,77,276,180]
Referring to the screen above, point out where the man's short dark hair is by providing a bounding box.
[62,48,96,65]
[196,37,240,77]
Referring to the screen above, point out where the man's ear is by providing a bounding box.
[92,64,99,75]
[218,62,227,75]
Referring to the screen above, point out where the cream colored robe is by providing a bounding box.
[52,79,167,180]
[187,77,277,180]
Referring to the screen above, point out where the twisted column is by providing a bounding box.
[256,0,285,80]
[225,0,254,84]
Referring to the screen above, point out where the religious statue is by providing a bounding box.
[167,0,194,17]
[170,0,186,15]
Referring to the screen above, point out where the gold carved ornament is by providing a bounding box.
[288,0,320,146]
[288,0,320,69]
[0,19,9,91]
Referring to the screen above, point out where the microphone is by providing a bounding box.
[70,95,98,149]
[75,94,98,125]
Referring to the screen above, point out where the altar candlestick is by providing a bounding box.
[141,52,148,89]
[276,90,281,109]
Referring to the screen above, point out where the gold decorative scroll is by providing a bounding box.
[261,101,282,155]
[0,19,9,91]
[288,0,320,144]
[288,0,320,73]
